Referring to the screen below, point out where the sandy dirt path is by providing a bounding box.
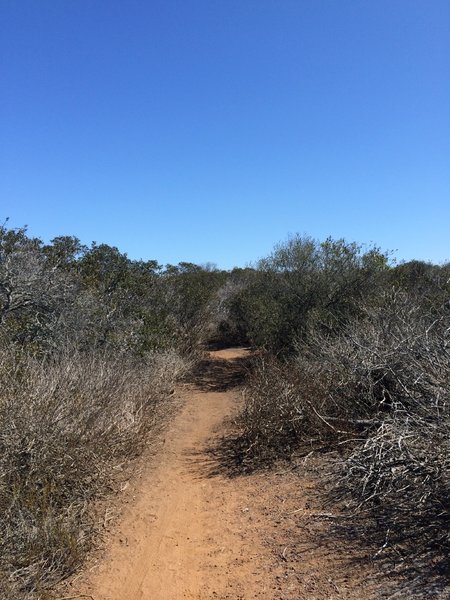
[74,348,270,600]
[68,348,410,600]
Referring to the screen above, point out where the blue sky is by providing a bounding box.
[1,0,449,268]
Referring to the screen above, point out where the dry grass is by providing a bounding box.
[0,345,190,598]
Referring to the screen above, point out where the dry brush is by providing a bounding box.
[0,344,190,598]
[238,289,449,596]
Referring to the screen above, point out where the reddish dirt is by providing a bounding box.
[67,348,374,600]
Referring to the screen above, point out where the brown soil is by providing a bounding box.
[67,348,375,600]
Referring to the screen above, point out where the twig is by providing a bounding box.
[306,400,353,434]
[287,507,304,515]
[275,462,300,475]
[58,595,95,600]
[373,528,390,558]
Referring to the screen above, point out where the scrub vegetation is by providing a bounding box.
[215,235,450,598]
[1,223,448,598]
[0,222,225,598]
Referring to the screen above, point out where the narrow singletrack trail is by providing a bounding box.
[70,348,375,600]
[74,348,271,600]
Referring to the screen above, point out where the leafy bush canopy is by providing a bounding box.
[218,234,392,353]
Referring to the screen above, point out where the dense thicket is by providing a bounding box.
[215,234,449,597]
[0,223,225,598]
[220,236,390,353]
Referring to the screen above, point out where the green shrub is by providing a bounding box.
[221,235,390,353]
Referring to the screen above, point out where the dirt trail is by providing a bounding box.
[71,348,373,600]
[74,348,270,600]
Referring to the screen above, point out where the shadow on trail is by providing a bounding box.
[190,351,253,393]
[185,347,260,477]
[184,434,254,480]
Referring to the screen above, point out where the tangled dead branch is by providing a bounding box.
[239,289,449,596]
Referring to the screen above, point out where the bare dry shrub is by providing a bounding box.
[238,357,307,461]
[239,289,449,593]
[243,289,448,449]
[329,419,450,597]
[0,344,189,597]
[325,293,449,594]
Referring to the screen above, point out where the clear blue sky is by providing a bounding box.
[1,0,449,268]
